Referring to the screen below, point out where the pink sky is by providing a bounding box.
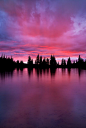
[0,0,86,63]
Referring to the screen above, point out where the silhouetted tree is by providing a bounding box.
[28,56,33,66]
[0,54,16,70]
[61,59,66,67]
[64,60,66,66]
[43,57,46,65]
[61,59,64,66]
[67,57,71,67]
[17,60,19,64]
[78,55,81,62]
[40,56,42,65]
[0,54,86,70]
[20,61,23,64]
[77,55,84,68]
[35,54,40,65]
[28,56,31,63]
[50,55,57,67]
[46,58,49,65]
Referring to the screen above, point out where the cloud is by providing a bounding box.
[0,0,86,62]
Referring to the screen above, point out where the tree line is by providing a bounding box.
[0,54,86,70]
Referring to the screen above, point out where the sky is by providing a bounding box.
[0,0,86,63]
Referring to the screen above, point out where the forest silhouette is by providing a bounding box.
[0,54,86,71]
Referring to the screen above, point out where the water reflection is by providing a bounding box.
[28,68,33,77]
[62,68,66,76]
[0,68,85,80]
[67,68,71,77]
[20,67,23,72]
[78,68,82,78]
[17,68,19,75]
[34,68,56,78]
[0,68,86,128]
[50,68,56,77]
[35,68,40,78]
[0,68,86,80]
[0,70,14,79]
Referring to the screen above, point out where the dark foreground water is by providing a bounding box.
[0,68,86,128]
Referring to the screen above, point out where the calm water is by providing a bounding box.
[0,68,86,128]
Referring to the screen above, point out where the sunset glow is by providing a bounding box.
[0,0,86,63]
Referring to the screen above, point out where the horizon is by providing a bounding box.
[0,0,86,62]
[0,54,85,65]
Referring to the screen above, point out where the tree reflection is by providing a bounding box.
[35,68,40,78]
[47,68,49,75]
[50,68,56,77]
[39,68,42,76]
[35,68,56,78]
[67,68,71,77]
[28,68,33,77]
[78,68,82,79]
[0,70,14,80]
[62,68,66,76]
[20,68,23,75]
[43,68,46,75]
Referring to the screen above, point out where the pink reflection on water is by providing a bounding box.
[0,68,86,128]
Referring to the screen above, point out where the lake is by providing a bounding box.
[0,68,86,128]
